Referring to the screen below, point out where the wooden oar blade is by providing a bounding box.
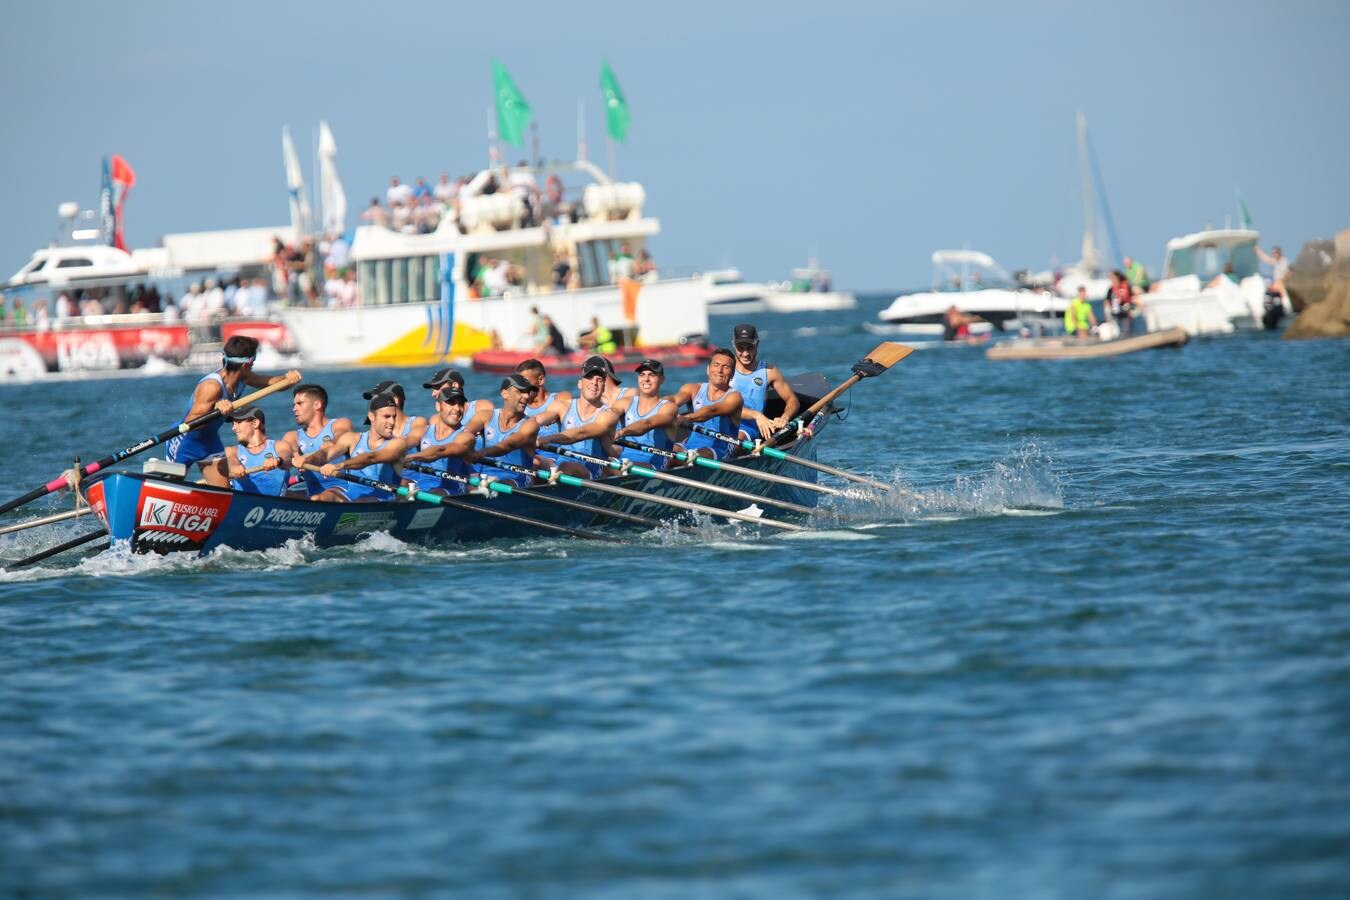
[865,341,914,369]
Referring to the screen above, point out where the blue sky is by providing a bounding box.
[2,0,1347,289]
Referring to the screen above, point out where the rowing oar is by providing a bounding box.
[769,341,915,448]
[535,448,806,532]
[687,423,892,494]
[402,461,697,535]
[6,529,109,570]
[610,439,829,511]
[0,374,303,518]
[0,507,92,537]
[302,465,623,544]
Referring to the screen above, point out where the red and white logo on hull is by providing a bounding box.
[132,482,231,552]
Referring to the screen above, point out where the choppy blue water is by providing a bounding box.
[2,297,1348,897]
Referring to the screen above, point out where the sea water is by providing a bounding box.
[1,297,1347,897]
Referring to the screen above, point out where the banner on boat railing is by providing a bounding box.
[0,325,190,373]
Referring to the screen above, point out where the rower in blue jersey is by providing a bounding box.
[517,358,573,469]
[204,408,295,496]
[534,356,622,479]
[280,383,353,497]
[421,366,493,421]
[670,348,744,460]
[609,358,677,470]
[402,385,484,496]
[359,380,426,442]
[729,322,799,443]
[474,373,542,488]
[167,334,301,482]
[292,393,409,501]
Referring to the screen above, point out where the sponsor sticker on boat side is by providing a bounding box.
[132,482,232,552]
[242,506,328,531]
[407,508,443,530]
[333,510,399,536]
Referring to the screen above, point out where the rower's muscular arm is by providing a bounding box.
[341,437,409,471]
[543,408,620,446]
[762,366,799,430]
[243,368,303,390]
[184,379,224,423]
[474,417,539,462]
[294,431,358,468]
[614,400,675,439]
[681,390,742,424]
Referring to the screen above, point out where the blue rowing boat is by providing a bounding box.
[85,424,826,555]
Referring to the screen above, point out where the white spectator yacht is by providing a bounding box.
[702,268,771,314]
[279,159,709,367]
[1139,229,1269,335]
[878,250,1066,334]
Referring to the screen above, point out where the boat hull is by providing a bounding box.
[985,326,1188,360]
[879,288,1067,333]
[84,433,824,555]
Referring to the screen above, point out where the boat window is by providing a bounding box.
[21,258,48,274]
[55,258,93,268]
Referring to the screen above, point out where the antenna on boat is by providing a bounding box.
[1076,112,1099,274]
[577,98,588,162]
[487,105,499,169]
[531,121,541,168]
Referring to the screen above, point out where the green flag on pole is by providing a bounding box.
[600,60,630,142]
[492,60,531,148]
[1236,188,1253,229]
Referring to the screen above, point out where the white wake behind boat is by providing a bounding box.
[879,250,1065,334]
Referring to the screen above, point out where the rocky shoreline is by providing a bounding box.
[1285,230,1350,339]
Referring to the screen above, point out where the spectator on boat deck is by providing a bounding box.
[386,176,413,206]
[552,251,572,290]
[130,296,149,315]
[1107,270,1136,335]
[433,173,458,205]
[1123,256,1150,292]
[413,177,432,201]
[636,249,657,281]
[55,292,74,319]
[530,307,550,354]
[205,279,227,316]
[162,296,180,322]
[325,233,350,271]
[544,315,569,356]
[1064,285,1097,338]
[390,199,413,233]
[360,197,388,228]
[1255,244,1292,310]
[31,300,49,330]
[1206,262,1239,289]
[484,258,511,296]
[181,283,204,321]
[414,195,441,233]
[609,244,635,283]
[579,316,618,354]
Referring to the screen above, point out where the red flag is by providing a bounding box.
[110,154,136,187]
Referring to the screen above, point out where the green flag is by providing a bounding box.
[600,61,630,142]
[1236,190,1253,229]
[492,60,531,148]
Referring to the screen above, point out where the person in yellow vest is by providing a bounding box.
[579,316,618,354]
[1064,285,1097,338]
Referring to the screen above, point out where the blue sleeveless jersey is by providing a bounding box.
[296,419,347,495]
[619,398,673,470]
[232,439,288,496]
[526,393,559,439]
[398,418,414,438]
[406,421,475,494]
[731,361,770,441]
[556,399,609,477]
[476,410,533,487]
[682,383,738,460]
[341,432,398,501]
[166,372,241,465]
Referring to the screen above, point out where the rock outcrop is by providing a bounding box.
[1284,230,1350,339]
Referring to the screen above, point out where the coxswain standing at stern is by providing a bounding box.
[729,322,798,444]
[169,334,301,484]
[292,393,409,502]
[669,348,743,460]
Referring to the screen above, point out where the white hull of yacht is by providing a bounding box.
[280,277,709,368]
[1140,274,1265,336]
[878,288,1067,333]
